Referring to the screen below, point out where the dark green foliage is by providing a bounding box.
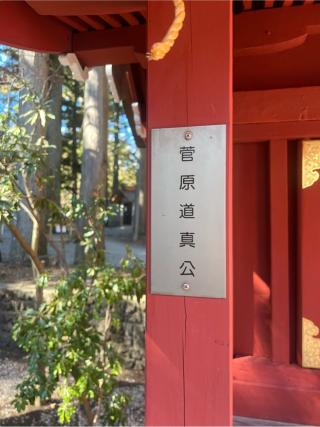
[12,247,145,425]
[61,69,83,197]
[0,74,53,223]
[0,47,145,425]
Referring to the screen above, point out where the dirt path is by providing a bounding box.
[0,226,146,267]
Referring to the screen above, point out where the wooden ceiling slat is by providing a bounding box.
[26,1,147,16]
[73,25,146,67]
[243,0,253,10]
[100,15,122,28]
[264,0,275,7]
[120,13,140,25]
[56,16,89,32]
[235,0,320,12]
[73,24,145,52]
[138,9,147,19]
[79,15,106,30]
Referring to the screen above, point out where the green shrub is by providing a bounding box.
[12,249,145,425]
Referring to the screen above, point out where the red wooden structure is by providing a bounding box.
[1,1,320,425]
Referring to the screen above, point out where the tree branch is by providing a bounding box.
[5,220,44,275]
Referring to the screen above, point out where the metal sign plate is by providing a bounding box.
[151,125,226,298]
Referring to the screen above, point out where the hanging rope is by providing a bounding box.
[147,0,186,61]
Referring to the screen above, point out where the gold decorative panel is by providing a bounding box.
[302,140,320,189]
[302,317,320,369]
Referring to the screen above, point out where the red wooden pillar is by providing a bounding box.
[269,139,291,364]
[146,2,233,425]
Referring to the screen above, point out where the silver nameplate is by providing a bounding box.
[151,125,226,298]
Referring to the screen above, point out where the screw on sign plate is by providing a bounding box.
[184,130,193,141]
[182,283,191,291]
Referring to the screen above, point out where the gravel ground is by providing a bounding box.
[0,347,145,426]
[0,225,146,426]
[0,349,28,422]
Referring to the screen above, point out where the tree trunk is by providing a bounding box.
[46,55,63,206]
[112,103,120,197]
[38,55,63,263]
[138,147,146,237]
[133,147,146,241]
[9,50,49,267]
[76,66,108,263]
[71,80,80,197]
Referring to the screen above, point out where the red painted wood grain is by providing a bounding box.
[0,1,71,52]
[234,356,320,425]
[234,5,320,90]
[146,1,233,425]
[233,142,271,358]
[298,140,320,363]
[269,139,291,364]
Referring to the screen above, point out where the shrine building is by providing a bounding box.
[1,0,320,425]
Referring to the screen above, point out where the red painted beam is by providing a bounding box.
[0,1,71,52]
[234,121,320,143]
[235,4,320,57]
[72,24,145,52]
[234,87,320,125]
[234,356,320,425]
[26,1,147,15]
[146,1,232,425]
[72,25,146,67]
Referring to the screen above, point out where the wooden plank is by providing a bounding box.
[243,0,253,10]
[139,9,147,19]
[264,1,275,8]
[120,13,140,26]
[234,143,271,358]
[283,0,294,6]
[72,25,146,67]
[146,1,232,425]
[234,121,320,143]
[234,416,299,426]
[75,47,141,67]
[56,16,89,32]
[234,356,320,425]
[100,14,122,28]
[235,4,320,57]
[79,16,106,30]
[73,25,145,52]
[269,139,291,364]
[0,1,71,52]
[26,1,147,16]
[234,87,320,125]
